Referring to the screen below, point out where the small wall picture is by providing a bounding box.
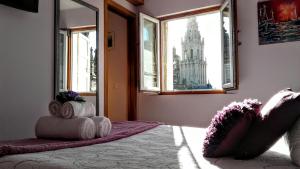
[108,32,114,49]
[258,0,300,45]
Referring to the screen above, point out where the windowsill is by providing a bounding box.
[139,90,160,95]
[79,92,97,96]
[159,90,226,95]
[139,90,226,95]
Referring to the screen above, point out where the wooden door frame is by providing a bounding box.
[104,0,138,120]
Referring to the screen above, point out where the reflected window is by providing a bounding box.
[59,27,97,94]
[58,31,68,91]
[71,30,97,93]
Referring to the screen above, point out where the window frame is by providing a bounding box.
[58,30,69,92]
[66,26,97,96]
[159,6,224,95]
[139,0,238,95]
[221,0,238,90]
[139,13,161,92]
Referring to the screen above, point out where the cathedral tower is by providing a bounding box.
[173,17,210,89]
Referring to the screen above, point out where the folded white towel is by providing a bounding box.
[61,101,96,119]
[35,116,96,140]
[48,100,62,117]
[90,116,112,138]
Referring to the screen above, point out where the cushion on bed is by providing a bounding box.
[203,99,261,158]
[286,117,300,166]
[235,88,300,159]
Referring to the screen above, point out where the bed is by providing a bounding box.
[0,122,298,169]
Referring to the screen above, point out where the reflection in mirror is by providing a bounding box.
[58,0,97,93]
[55,0,98,113]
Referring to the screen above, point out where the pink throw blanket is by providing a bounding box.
[0,121,161,157]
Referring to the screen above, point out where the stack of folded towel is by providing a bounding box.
[35,91,112,140]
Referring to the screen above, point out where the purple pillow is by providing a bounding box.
[235,88,300,159]
[203,99,262,158]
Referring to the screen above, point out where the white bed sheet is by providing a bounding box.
[0,125,298,169]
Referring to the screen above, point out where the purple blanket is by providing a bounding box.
[0,121,161,157]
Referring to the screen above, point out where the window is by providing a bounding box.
[139,0,237,94]
[58,27,97,94]
[162,12,221,91]
[139,13,160,91]
[221,0,237,89]
[58,30,68,91]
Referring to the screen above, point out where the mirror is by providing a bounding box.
[55,0,99,114]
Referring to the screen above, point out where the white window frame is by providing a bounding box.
[221,0,237,90]
[139,13,161,92]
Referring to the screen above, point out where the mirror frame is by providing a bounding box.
[54,0,99,115]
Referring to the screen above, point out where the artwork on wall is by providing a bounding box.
[258,0,300,45]
[108,32,115,49]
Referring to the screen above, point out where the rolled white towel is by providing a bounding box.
[48,100,62,117]
[35,116,96,140]
[90,116,112,138]
[61,101,96,119]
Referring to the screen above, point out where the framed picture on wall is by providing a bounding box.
[258,0,300,45]
[108,32,115,49]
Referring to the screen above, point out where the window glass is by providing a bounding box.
[143,19,158,89]
[58,31,68,92]
[140,13,160,91]
[221,0,236,89]
[162,12,222,91]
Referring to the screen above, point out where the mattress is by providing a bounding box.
[0,125,298,169]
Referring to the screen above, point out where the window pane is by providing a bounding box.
[140,14,160,91]
[222,4,232,85]
[221,0,237,90]
[162,12,222,91]
[58,31,68,92]
[71,30,97,93]
[143,19,158,88]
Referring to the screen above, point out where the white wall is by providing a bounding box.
[0,0,54,140]
[139,0,221,17]
[138,0,300,127]
[60,7,96,28]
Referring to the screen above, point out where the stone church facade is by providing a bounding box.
[173,17,212,90]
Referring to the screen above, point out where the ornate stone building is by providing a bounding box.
[173,17,211,89]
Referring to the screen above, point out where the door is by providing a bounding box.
[107,11,129,121]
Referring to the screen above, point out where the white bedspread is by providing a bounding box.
[0,125,298,169]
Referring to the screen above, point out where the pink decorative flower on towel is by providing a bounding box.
[56,91,86,103]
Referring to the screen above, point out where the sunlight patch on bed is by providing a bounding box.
[172,126,184,146]
[173,126,220,169]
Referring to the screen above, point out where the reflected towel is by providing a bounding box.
[35,116,96,140]
[61,101,96,119]
[90,116,112,138]
[48,100,62,117]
